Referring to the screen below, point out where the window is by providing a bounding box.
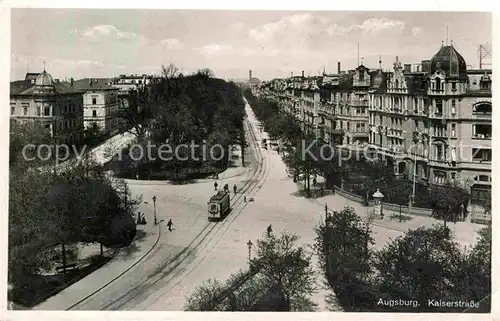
[414,120,418,129]
[471,185,491,204]
[434,171,446,184]
[472,124,492,139]
[451,147,457,161]
[451,124,456,137]
[473,103,492,114]
[472,148,492,162]
[435,99,443,114]
[92,97,97,105]
[452,82,456,91]
[414,98,418,112]
[92,110,97,117]
[44,107,50,116]
[11,106,14,115]
[436,145,444,160]
[37,107,41,116]
[435,78,441,91]
[479,175,489,182]
[451,173,456,181]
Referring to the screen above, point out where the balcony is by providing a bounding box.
[350,100,369,107]
[431,131,448,139]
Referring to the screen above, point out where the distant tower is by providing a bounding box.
[249,69,252,80]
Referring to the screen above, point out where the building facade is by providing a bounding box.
[73,78,120,137]
[10,70,85,146]
[258,41,492,222]
[367,43,492,221]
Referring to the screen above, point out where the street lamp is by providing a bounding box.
[247,240,253,263]
[152,196,157,225]
[372,189,384,219]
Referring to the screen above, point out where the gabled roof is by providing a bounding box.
[72,78,116,91]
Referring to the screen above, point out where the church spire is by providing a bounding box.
[379,54,382,69]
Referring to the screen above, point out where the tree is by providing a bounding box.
[84,121,102,146]
[282,135,314,194]
[429,182,470,228]
[315,207,374,284]
[184,231,317,312]
[184,278,225,311]
[9,120,53,169]
[251,231,317,311]
[196,68,215,78]
[373,226,465,311]
[451,226,491,311]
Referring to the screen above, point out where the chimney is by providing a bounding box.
[337,62,341,74]
[301,70,305,78]
[404,64,411,73]
[291,72,293,77]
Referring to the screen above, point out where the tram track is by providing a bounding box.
[67,99,267,310]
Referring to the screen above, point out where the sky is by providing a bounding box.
[10,9,492,81]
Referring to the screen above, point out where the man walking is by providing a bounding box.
[167,219,173,232]
[214,181,218,190]
[233,184,237,194]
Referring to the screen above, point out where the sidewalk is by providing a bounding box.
[33,207,160,310]
[298,178,483,247]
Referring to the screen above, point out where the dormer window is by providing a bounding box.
[359,72,364,81]
[480,75,491,90]
[451,82,456,91]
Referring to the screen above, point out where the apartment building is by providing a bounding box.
[367,42,492,220]
[73,78,120,137]
[10,70,85,146]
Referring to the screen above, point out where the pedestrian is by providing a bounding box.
[224,183,229,192]
[137,212,142,225]
[167,219,173,232]
[141,214,147,225]
[216,173,219,179]
[214,181,218,190]
[267,224,273,237]
[244,195,247,203]
[233,184,237,194]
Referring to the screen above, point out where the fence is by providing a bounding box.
[333,185,433,218]
[333,185,491,224]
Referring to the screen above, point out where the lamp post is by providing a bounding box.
[372,189,384,219]
[247,240,253,264]
[152,196,157,225]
